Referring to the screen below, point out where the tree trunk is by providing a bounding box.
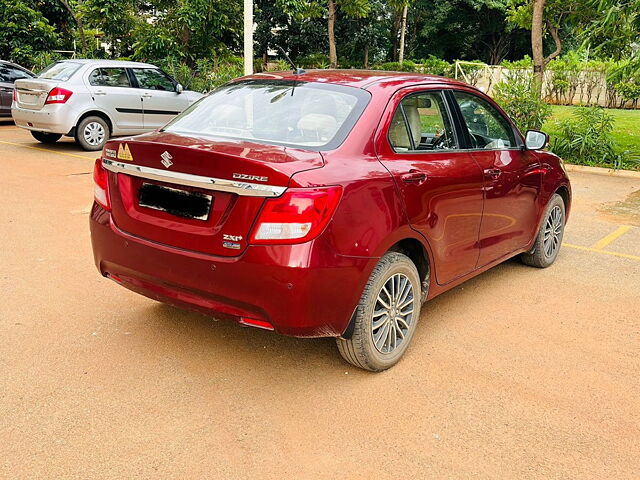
[531,0,546,96]
[398,4,408,64]
[531,0,563,98]
[391,11,400,61]
[364,45,369,68]
[59,0,87,52]
[328,0,337,68]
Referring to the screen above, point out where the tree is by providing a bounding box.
[508,0,588,95]
[80,0,139,57]
[131,0,242,65]
[279,0,370,68]
[408,0,530,64]
[579,0,640,60]
[0,0,58,65]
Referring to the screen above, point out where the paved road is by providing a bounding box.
[1,123,639,479]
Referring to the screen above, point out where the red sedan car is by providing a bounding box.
[90,70,570,371]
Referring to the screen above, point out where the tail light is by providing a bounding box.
[93,158,111,211]
[249,186,342,245]
[45,87,73,105]
[12,88,17,103]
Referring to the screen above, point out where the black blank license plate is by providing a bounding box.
[138,183,212,220]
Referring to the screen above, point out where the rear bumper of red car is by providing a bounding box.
[90,203,375,337]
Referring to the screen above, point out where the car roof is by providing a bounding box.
[241,69,473,91]
[53,59,156,68]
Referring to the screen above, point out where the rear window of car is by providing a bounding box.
[38,62,82,81]
[163,80,370,150]
[0,65,33,82]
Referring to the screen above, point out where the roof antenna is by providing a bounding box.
[276,45,305,75]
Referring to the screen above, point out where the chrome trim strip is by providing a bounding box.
[102,159,286,197]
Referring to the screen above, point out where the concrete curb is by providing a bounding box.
[565,163,640,179]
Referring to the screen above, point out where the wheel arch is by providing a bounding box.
[554,184,571,218]
[387,237,431,300]
[341,230,434,339]
[74,110,113,136]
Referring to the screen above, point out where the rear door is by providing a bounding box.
[130,68,188,129]
[85,67,144,132]
[376,87,485,285]
[450,90,541,267]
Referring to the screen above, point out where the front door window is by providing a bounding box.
[453,91,515,150]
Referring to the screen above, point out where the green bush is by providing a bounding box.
[419,56,452,77]
[551,107,630,169]
[29,51,64,73]
[297,53,330,69]
[493,73,552,132]
[375,60,417,72]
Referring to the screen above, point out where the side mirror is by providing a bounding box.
[175,83,184,94]
[525,130,548,150]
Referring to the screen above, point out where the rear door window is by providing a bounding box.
[388,91,458,152]
[89,68,131,87]
[38,62,82,81]
[131,68,175,91]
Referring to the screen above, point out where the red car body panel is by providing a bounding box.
[90,71,571,337]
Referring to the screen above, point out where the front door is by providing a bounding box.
[86,67,144,132]
[130,68,188,130]
[451,90,542,267]
[376,88,485,285]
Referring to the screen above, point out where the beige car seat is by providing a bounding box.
[388,102,422,150]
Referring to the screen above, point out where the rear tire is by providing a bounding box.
[520,193,565,268]
[31,131,62,144]
[75,116,109,151]
[337,252,421,372]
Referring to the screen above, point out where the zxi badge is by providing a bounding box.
[160,151,173,168]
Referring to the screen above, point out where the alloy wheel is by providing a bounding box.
[371,273,415,354]
[543,205,563,258]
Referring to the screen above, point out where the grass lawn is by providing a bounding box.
[543,105,640,160]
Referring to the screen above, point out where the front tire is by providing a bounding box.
[520,193,565,268]
[75,116,109,151]
[31,131,62,144]
[337,252,421,372]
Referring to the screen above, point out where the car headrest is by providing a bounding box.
[297,114,338,143]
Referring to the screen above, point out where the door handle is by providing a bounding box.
[484,168,502,179]
[141,94,153,99]
[400,170,427,184]
[94,90,107,95]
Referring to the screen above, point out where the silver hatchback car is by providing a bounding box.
[12,59,202,150]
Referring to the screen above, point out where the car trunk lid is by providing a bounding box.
[14,78,59,110]
[103,131,324,256]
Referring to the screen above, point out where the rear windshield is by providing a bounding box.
[163,80,370,150]
[38,62,82,81]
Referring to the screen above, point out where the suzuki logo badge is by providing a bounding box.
[160,151,173,168]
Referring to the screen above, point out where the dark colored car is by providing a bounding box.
[0,60,34,117]
[90,70,571,371]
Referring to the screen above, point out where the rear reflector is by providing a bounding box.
[93,159,111,210]
[45,87,73,105]
[249,186,342,245]
[240,317,275,331]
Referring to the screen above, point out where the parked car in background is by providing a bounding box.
[0,60,34,117]
[12,60,202,150]
[90,70,571,371]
